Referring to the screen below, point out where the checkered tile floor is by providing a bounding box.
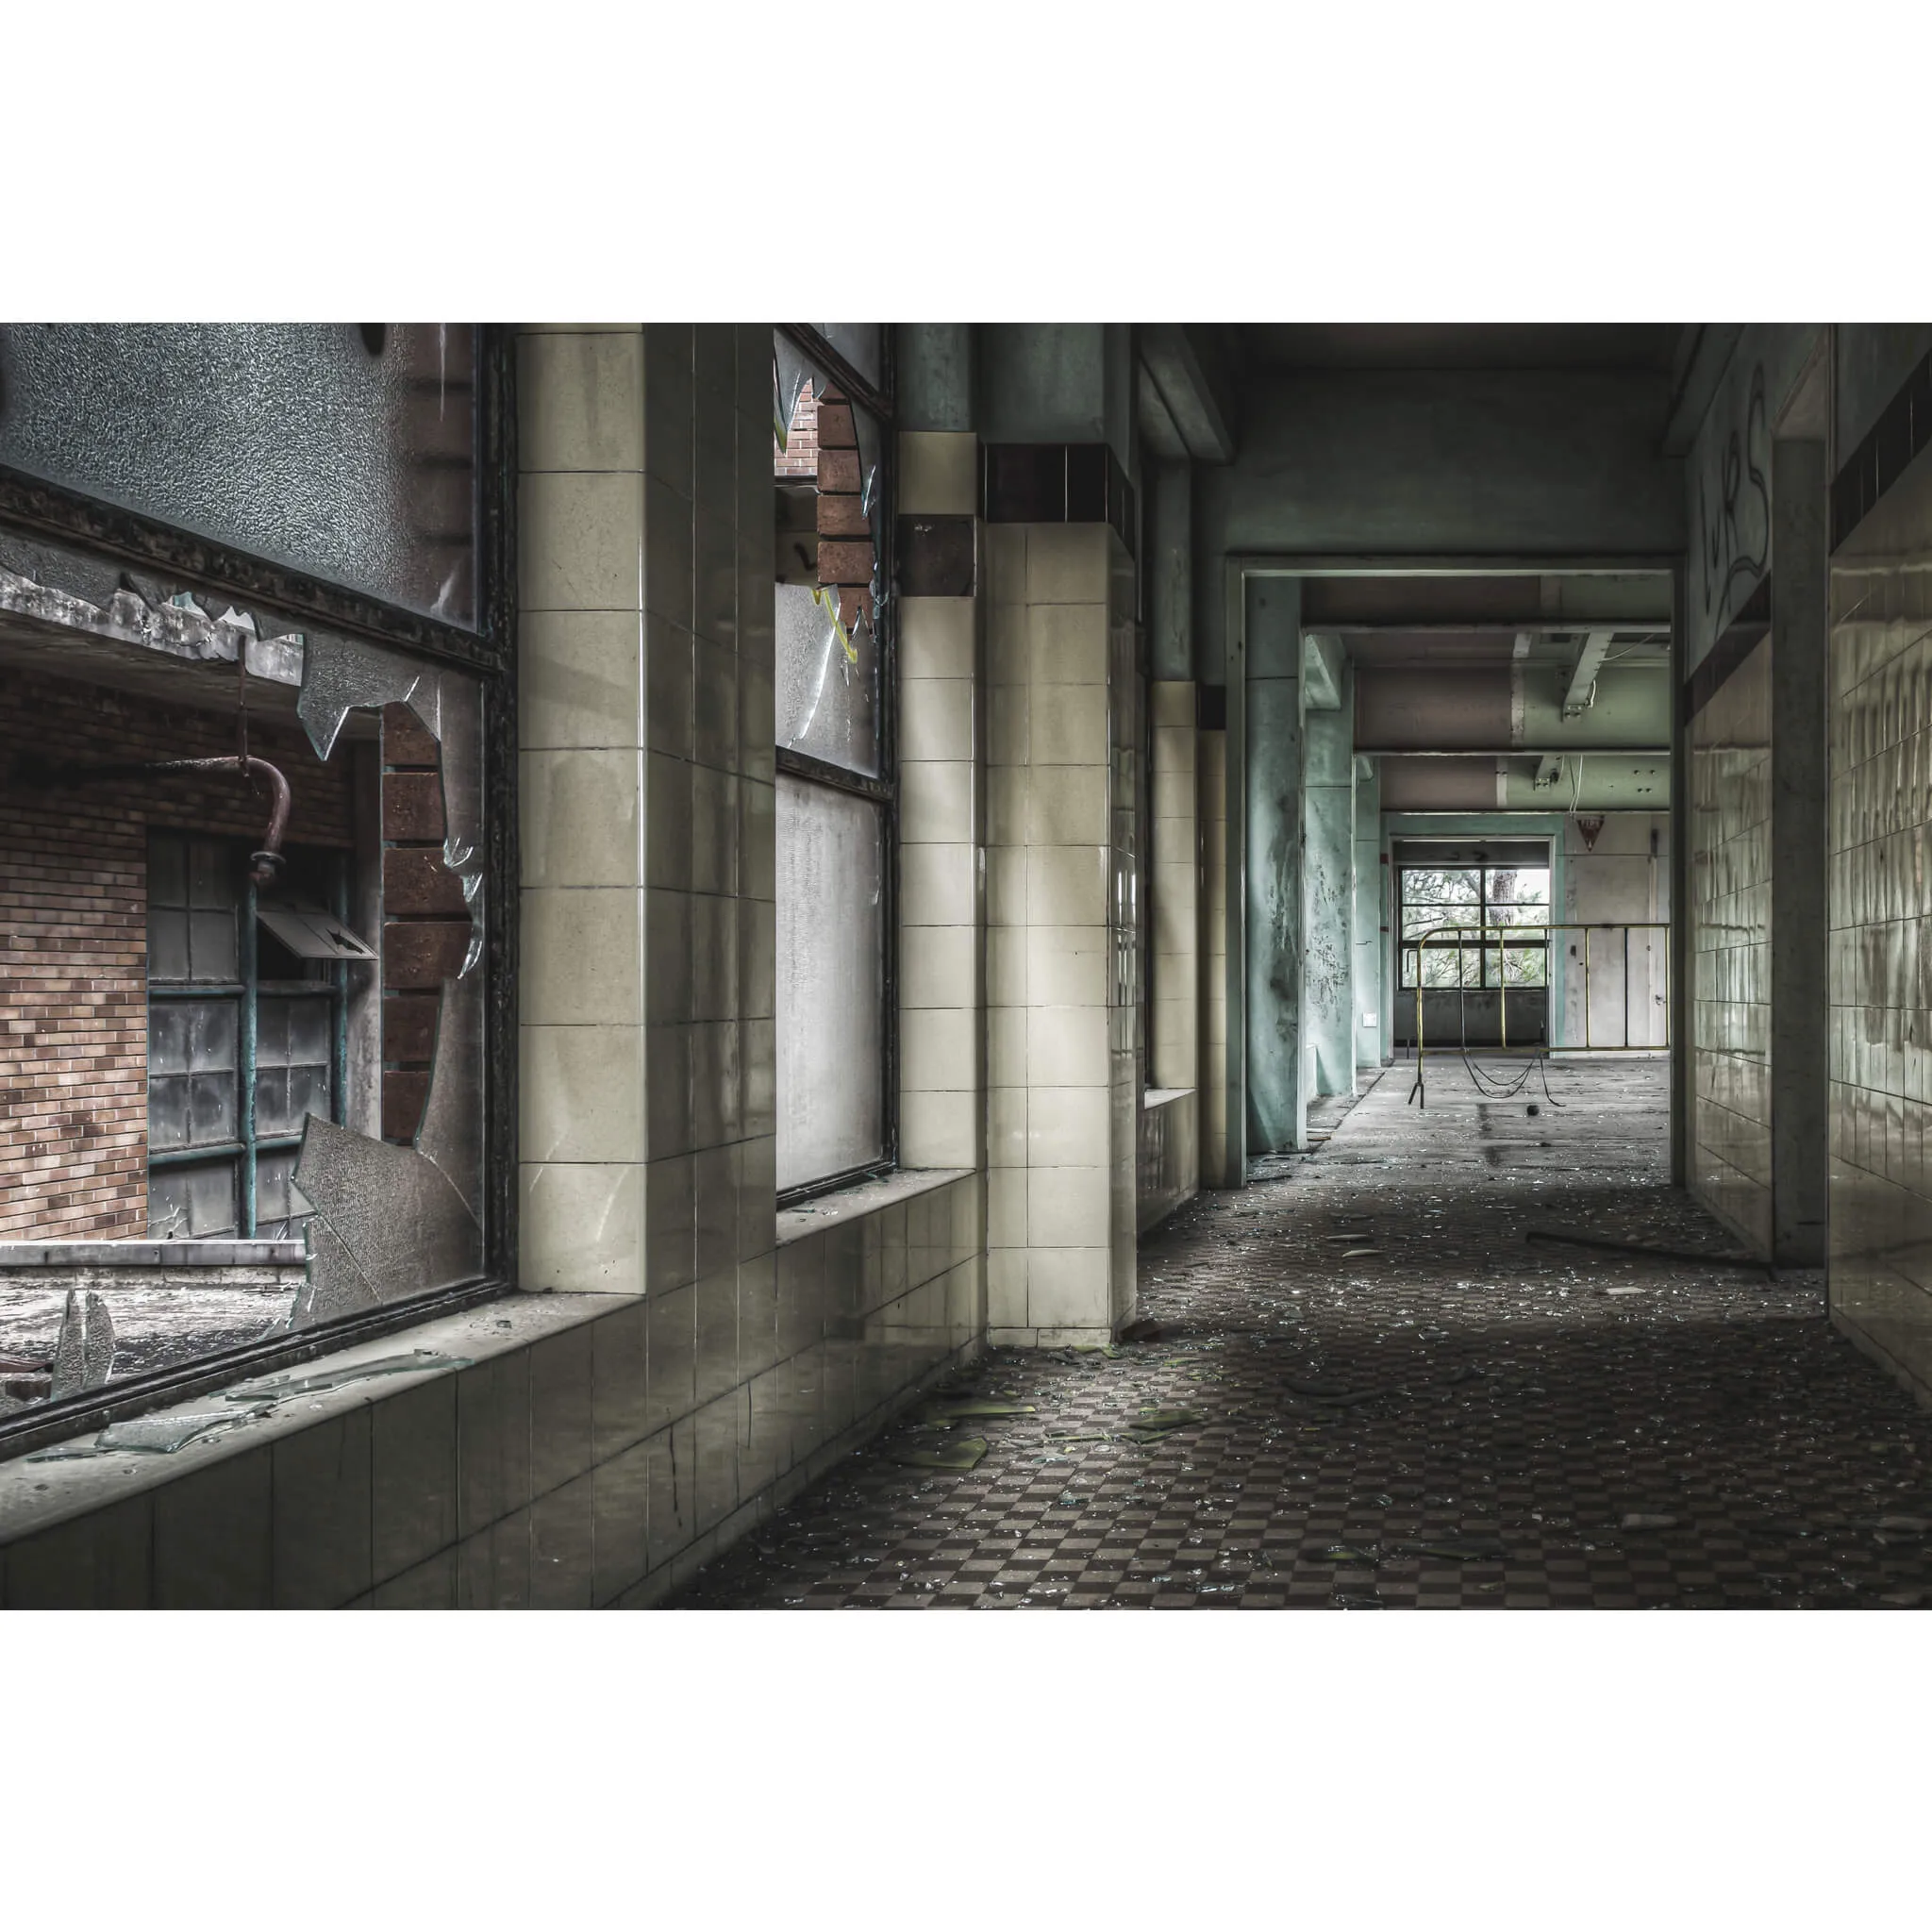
[672,1058,1932,1609]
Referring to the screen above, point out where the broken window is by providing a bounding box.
[773,326,895,1198]
[1,325,506,1444]
[1399,864,1551,990]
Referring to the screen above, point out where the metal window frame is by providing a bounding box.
[144,831,350,1238]
[774,325,899,1210]
[1396,861,1553,991]
[0,325,519,1460]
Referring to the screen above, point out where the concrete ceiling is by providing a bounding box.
[1238,324,1686,373]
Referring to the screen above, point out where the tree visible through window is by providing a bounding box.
[1398,863,1550,990]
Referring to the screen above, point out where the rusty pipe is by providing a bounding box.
[145,757,291,885]
[18,752,292,886]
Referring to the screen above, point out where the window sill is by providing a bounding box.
[0,1288,591,1553]
[0,1241,306,1270]
[776,1167,974,1247]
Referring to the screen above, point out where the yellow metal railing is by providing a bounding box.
[1406,920,1670,1100]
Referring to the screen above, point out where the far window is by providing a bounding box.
[1399,862,1550,990]
[146,832,345,1240]
[773,326,894,1199]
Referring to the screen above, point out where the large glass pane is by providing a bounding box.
[776,581,881,775]
[149,1158,240,1239]
[776,777,885,1191]
[0,325,479,625]
[812,325,884,393]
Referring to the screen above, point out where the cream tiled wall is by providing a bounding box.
[1690,639,1774,1254]
[897,431,984,1174]
[1828,561,1932,1400]
[985,523,1140,1344]
[0,1171,985,1607]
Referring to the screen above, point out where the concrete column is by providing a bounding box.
[1245,577,1303,1153]
[1302,648,1356,1098]
[1151,682,1200,1092]
[985,523,1139,1345]
[896,430,984,1171]
[1353,756,1383,1070]
[518,324,779,1552]
[1198,719,1232,1181]
[1771,438,1829,1267]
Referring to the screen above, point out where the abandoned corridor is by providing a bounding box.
[675,1060,1929,1609]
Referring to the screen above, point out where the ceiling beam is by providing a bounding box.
[1140,325,1237,463]
[1563,631,1616,717]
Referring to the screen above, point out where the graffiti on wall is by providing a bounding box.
[1694,361,1771,645]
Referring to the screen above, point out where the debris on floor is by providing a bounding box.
[672,1059,1930,1612]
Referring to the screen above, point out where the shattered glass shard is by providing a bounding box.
[416,967,485,1221]
[891,1435,988,1472]
[773,334,817,452]
[49,1290,86,1400]
[296,629,441,760]
[82,1292,115,1390]
[224,1348,475,1406]
[290,1213,382,1332]
[293,1114,482,1306]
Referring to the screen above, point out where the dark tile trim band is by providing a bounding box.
[1832,351,1932,552]
[1685,573,1771,723]
[981,442,1136,557]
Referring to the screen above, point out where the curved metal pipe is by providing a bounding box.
[142,756,291,885]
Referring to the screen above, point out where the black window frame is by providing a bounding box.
[774,325,899,1209]
[0,325,518,1461]
[1397,861,1553,991]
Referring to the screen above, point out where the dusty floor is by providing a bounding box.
[673,1056,1932,1609]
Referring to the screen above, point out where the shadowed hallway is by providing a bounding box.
[675,1061,1931,1608]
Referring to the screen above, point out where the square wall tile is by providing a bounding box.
[901,677,974,764]
[900,841,978,927]
[901,923,976,1011]
[520,1160,644,1293]
[900,1090,977,1169]
[371,1377,459,1588]
[898,431,978,516]
[272,1409,374,1608]
[1024,523,1109,604]
[522,748,642,889]
[520,470,644,613]
[901,760,976,846]
[522,886,641,1028]
[521,609,644,751]
[522,1024,644,1166]
[518,329,645,473]
[900,596,975,680]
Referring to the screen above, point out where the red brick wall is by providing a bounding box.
[774,382,821,478]
[0,664,356,1239]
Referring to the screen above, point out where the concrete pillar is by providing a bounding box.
[1303,648,1355,1098]
[1353,756,1383,1070]
[985,523,1140,1345]
[1151,682,1201,1093]
[517,324,779,1549]
[1245,576,1303,1153]
[1770,438,1829,1267]
[1198,716,1232,1182]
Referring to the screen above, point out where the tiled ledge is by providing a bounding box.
[776,1168,974,1247]
[0,1290,595,1555]
[0,1241,307,1269]
[1143,1087,1195,1110]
